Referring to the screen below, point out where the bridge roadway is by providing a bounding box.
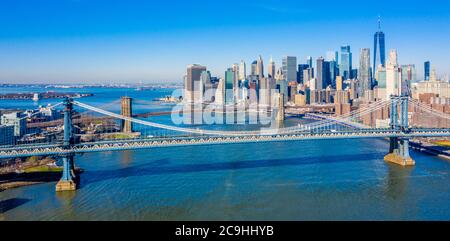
[1,128,450,159]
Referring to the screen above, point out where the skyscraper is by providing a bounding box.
[251,60,258,76]
[328,61,338,88]
[358,48,372,97]
[340,45,352,80]
[424,61,430,81]
[316,57,325,90]
[282,56,297,82]
[297,64,309,84]
[199,70,212,102]
[268,56,276,78]
[256,55,264,79]
[306,56,313,68]
[239,60,246,80]
[373,17,386,78]
[386,49,402,99]
[225,68,235,104]
[326,51,338,62]
[185,64,207,103]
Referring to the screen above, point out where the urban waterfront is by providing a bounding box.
[0,87,449,221]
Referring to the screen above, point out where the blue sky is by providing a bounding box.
[0,0,449,84]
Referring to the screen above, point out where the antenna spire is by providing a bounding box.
[378,15,381,30]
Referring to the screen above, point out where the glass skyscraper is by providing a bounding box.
[225,68,235,104]
[340,45,352,80]
[424,61,430,81]
[373,18,386,78]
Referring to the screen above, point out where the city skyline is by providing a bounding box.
[0,0,449,84]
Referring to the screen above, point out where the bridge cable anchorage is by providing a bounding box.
[72,98,393,136]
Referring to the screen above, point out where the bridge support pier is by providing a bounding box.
[56,155,78,191]
[384,95,415,166]
[384,138,415,166]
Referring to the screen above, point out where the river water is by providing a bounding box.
[0,86,449,220]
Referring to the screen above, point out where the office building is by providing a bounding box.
[297,64,309,84]
[316,57,326,90]
[251,60,258,76]
[282,56,297,82]
[0,112,26,137]
[0,125,15,146]
[306,56,313,68]
[386,49,402,99]
[424,61,430,81]
[185,64,207,103]
[326,51,338,62]
[268,56,276,78]
[358,48,372,97]
[303,68,314,86]
[340,45,352,80]
[373,17,386,79]
[225,68,235,104]
[256,55,264,79]
[413,67,450,98]
[239,60,246,80]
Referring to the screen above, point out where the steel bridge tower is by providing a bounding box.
[56,97,78,191]
[384,95,415,166]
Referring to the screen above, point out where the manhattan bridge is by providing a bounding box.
[1,95,450,191]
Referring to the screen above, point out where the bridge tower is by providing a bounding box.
[384,95,415,166]
[274,93,285,121]
[121,97,133,133]
[56,97,78,191]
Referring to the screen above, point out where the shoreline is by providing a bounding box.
[0,168,83,192]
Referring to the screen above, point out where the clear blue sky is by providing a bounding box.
[0,0,449,84]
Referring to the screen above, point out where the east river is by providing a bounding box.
[0,86,449,220]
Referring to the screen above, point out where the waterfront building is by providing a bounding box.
[0,112,26,137]
[268,56,276,78]
[239,60,246,80]
[340,45,352,80]
[0,125,15,146]
[358,48,372,97]
[297,64,309,84]
[373,17,386,80]
[424,61,430,81]
[185,64,207,103]
[282,56,297,82]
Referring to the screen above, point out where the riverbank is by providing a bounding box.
[410,141,450,161]
[0,167,83,192]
